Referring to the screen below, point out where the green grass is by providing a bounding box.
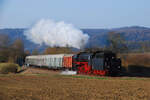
[62,75,108,80]
[55,74,150,81]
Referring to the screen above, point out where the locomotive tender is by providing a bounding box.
[25,51,121,76]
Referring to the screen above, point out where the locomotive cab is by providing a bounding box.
[92,51,121,76]
[91,51,108,75]
[91,52,104,70]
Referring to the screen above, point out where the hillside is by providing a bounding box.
[84,26,150,48]
[0,26,150,52]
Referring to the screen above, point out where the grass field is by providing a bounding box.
[0,68,150,100]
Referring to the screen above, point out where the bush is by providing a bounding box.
[119,53,150,67]
[118,53,150,77]
[0,63,20,74]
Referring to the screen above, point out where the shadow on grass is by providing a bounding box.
[122,65,150,77]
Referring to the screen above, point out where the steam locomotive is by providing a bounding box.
[25,51,121,76]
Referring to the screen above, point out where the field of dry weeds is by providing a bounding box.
[119,53,150,77]
[0,68,150,100]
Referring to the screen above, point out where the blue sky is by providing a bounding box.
[0,0,150,28]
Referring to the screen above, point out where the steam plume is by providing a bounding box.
[24,19,89,49]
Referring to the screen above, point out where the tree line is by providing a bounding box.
[85,31,150,53]
[1,31,150,65]
[0,34,26,65]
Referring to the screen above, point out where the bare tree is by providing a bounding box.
[139,41,150,52]
[44,47,72,54]
[32,48,39,55]
[11,39,25,65]
[107,31,128,53]
[0,34,11,62]
[0,34,10,48]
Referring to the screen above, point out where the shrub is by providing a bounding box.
[119,53,150,67]
[118,53,150,77]
[0,63,20,74]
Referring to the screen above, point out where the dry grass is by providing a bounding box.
[0,63,20,74]
[119,53,150,67]
[0,68,150,100]
[119,53,150,77]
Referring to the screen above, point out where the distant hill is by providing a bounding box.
[83,26,150,48]
[0,26,150,52]
[0,28,46,52]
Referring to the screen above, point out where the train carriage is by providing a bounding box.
[63,54,74,69]
[25,54,65,69]
[43,54,65,69]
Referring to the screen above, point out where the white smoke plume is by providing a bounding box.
[24,19,89,49]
